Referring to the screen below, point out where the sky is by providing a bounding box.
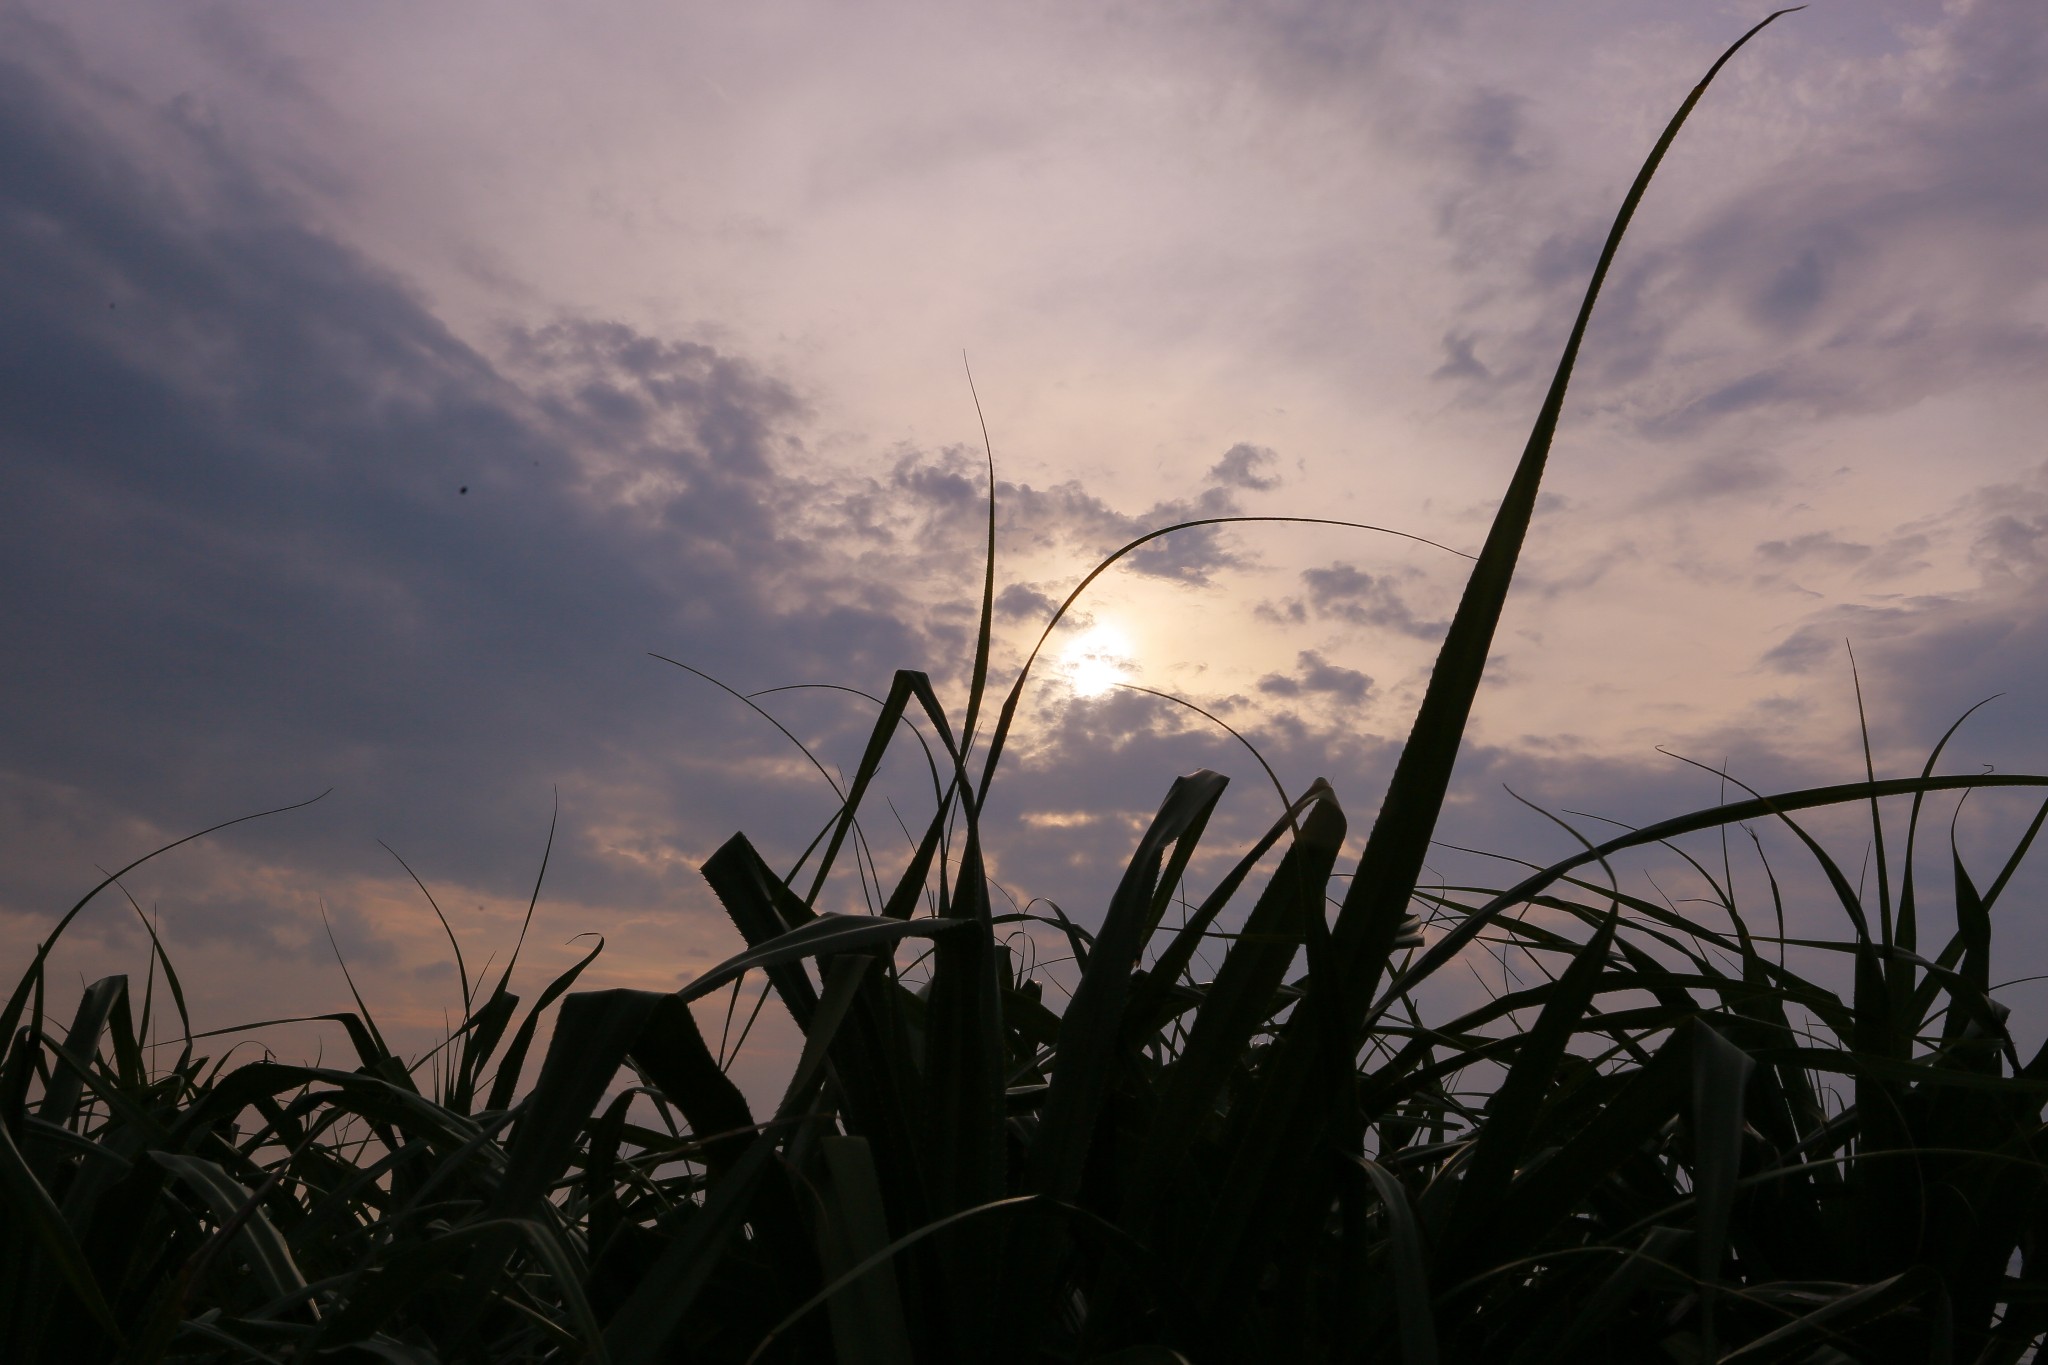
[6,0,2048,1099]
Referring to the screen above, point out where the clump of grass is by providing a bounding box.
[10,9,2048,1363]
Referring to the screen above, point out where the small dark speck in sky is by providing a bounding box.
[459,486,468,494]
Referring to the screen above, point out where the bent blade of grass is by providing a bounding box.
[38,974,126,1132]
[703,834,826,1030]
[1353,1155,1440,1365]
[812,1134,916,1365]
[1689,1021,1755,1353]
[1030,770,1230,1204]
[1128,788,1347,1246]
[674,913,967,1009]
[800,669,970,910]
[957,356,1002,770]
[1449,904,1619,1249]
[626,993,761,1176]
[602,1131,783,1365]
[1116,682,1295,812]
[1132,780,1340,1025]
[1891,698,2001,1025]
[379,840,472,1026]
[740,1193,1042,1365]
[483,932,605,1113]
[150,1151,311,1312]
[1715,1268,1929,1362]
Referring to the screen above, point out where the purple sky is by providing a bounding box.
[7,1,2048,1096]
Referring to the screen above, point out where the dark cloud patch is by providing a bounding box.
[1970,508,2048,584]
[1643,373,1836,438]
[1862,533,1931,581]
[1721,463,2048,798]
[1300,561,1446,638]
[1757,532,1871,568]
[885,448,1251,587]
[1208,442,1281,491]
[0,35,940,964]
[506,321,802,487]
[1637,450,1785,507]
[1761,603,1925,675]
[1432,331,1490,382]
[1419,4,2048,441]
[995,582,1059,620]
[2,27,1356,991]
[1444,88,1529,176]
[1749,246,1833,332]
[1529,224,1604,293]
[889,452,986,514]
[1258,650,1372,703]
[1750,527,1927,585]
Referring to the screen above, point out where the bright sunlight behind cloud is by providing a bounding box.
[1058,623,1137,699]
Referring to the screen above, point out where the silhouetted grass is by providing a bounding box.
[12,10,2048,1362]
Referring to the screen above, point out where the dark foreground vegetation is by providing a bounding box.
[9,13,2048,1363]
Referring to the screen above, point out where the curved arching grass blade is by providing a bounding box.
[1352,1155,1439,1365]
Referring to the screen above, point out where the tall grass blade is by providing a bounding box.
[601,1133,782,1365]
[1030,770,1230,1204]
[1353,1155,1439,1365]
[38,975,125,1134]
[811,1135,916,1365]
[149,1151,311,1312]
[1330,5,1805,985]
[1449,906,1619,1251]
[1688,1022,1754,1353]
[483,933,604,1112]
[0,1116,123,1341]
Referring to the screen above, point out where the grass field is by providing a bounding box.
[10,11,2048,1362]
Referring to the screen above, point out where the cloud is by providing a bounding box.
[1432,331,1490,382]
[995,582,1059,620]
[12,0,2048,1090]
[1757,531,1871,568]
[4,25,1364,1023]
[1258,650,1373,703]
[876,446,1256,588]
[1379,2,2048,453]
[1208,442,1281,491]
[1637,450,1785,507]
[0,34,936,960]
[1299,561,1446,638]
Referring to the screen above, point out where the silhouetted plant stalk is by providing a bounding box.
[11,10,2048,1363]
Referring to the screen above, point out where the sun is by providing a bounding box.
[1058,623,1136,699]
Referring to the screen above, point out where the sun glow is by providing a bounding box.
[1057,623,1136,699]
